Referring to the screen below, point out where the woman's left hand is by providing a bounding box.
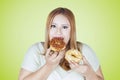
[69,56,97,79]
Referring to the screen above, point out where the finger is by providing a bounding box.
[60,50,65,54]
[69,62,86,74]
[70,64,79,71]
[69,61,79,68]
[69,61,75,69]
[55,51,64,61]
[45,48,51,57]
[50,52,58,58]
[72,61,79,67]
[49,50,54,56]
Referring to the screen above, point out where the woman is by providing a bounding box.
[19,7,104,80]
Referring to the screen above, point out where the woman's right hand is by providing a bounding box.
[45,49,64,69]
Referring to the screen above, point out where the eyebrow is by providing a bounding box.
[51,23,70,26]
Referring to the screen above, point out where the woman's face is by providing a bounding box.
[49,14,71,45]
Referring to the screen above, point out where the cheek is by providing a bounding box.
[63,30,70,44]
[49,31,54,40]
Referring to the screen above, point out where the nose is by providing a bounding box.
[56,28,62,34]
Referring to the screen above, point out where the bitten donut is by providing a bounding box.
[65,49,83,63]
[50,37,66,52]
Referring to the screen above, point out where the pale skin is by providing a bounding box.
[69,56,104,80]
[18,14,104,80]
[18,49,65,80]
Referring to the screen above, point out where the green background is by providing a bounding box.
[0,0,120,80]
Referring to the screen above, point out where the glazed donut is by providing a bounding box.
[65,49,83,63]
[50,37,66,52]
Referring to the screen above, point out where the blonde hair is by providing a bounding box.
[44,7,81,53]
[43,7,82,70]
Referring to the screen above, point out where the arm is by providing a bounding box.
[84,66,104,80]
[19,49,64,80]
[69,56,104,80]
[94,66,104,80]
[18,64,54,80]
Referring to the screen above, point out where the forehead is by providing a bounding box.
[52,14,70,25]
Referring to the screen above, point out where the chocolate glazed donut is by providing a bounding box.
[50,37,66,52]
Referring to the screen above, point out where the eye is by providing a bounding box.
[63,26,68,29]
[51,25,56,28]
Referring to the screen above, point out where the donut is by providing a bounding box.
[65,49,83,63]
[50,37,66,52]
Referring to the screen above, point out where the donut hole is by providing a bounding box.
[71,54,77,58]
